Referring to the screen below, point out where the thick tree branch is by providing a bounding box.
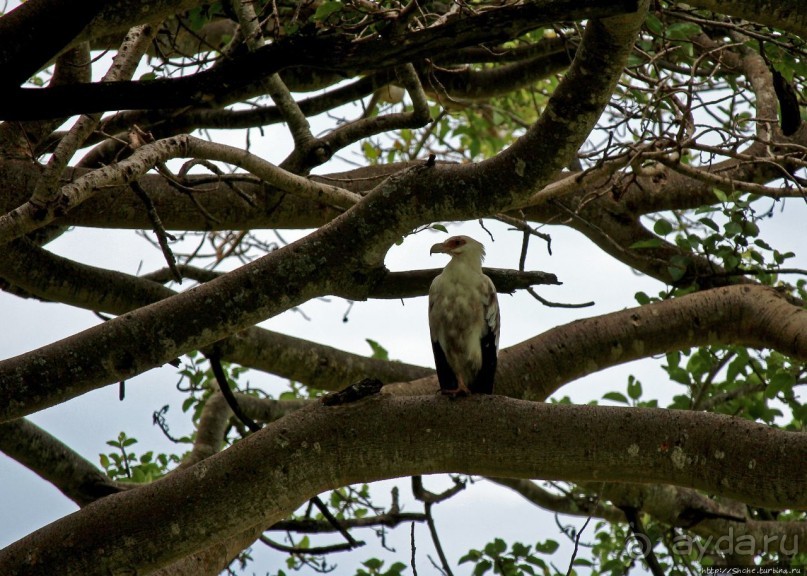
[0,135,359,246]
[427,50,575,102]
[148,264,560,299]
[0,239,433,394]
[0,0,107,89]
[494,477,806,555]
[0,43,92,160]
[0,7,648,420]
[1,397,804,576]
[384,284,807,399]
[0,0,639,120]
[83,73,392,158]
[0,418,123,507]
[686,0,807,39]
[487,477,624,523]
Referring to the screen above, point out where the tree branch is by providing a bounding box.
[487,477,623,523]
[0,0,107,89]
[0,6,649,420]
[0,239,433,395]
[686,0,807,39]
[384,284,807,399]
[1,397,804,575]
[0,0,640,120]
[0,418,123,507]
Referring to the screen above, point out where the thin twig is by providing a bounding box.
[411,522,418,576]
[565,515,592,576]
[260,535,360,555]
[207,350,261,433]
[621,507,665,576]
[527,287,594,308]
[424,502,453,576]
[311,496,363,548]
[412,475,466,504]
[130,181,182,283]
[208,350,362,552]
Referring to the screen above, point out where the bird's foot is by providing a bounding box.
[441,379,471,398]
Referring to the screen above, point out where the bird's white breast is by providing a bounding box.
[428,263,491,374]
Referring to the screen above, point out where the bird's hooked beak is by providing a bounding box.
[430,241,449,255]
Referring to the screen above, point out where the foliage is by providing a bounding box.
[99,431,181,483]
[459,538,559,576]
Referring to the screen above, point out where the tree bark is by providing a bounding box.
[1,397,804,576]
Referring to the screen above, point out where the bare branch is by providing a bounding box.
[0,418,123,507]
[2,397,804,575]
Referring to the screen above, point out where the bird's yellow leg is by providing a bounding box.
[440,376,470,398]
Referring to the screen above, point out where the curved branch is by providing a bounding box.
[0,7,648,420]
[494,477,807,554]
[0,418,123,507]
[686,0,807,39]
[0,0,107,89]
[0,239,433,395]
[153,264,560,299]
[0,134,358,246]
[0,0,640,120]
[384,284,807,399]
[88,73,392,149]
[1,397,804,576]
[487,477,624,523]
[427,50,574,102]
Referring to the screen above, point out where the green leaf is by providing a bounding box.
[713,188,728,203]
[473,560,493,576]
[667,22,702,40]
[602,391,629,404]
[698,217,719,232]
[511,542,530,557]
[724,220,743,237]
[314,1,342,20]
[534,539,559,553]
[459,550,482,564]
[431,223,448,233]
[653,219,673,236]
[362,141,379,161]
[645,14,662,34]
[630,238,664,249]
[743,221,760,237]
[668,264,686,282]
[362,558,383,570]
[484,538,507,557]
[767,371,796,398]
[385,562,407,575]
[627,376,643,400]
[366,338,389,361]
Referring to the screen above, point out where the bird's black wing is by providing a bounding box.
[470,277,500,395]
[432,340,459,393]
[470,330,497,394]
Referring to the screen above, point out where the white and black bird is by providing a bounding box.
[428,235,500,396]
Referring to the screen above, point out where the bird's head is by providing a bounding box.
[430,235,486,263]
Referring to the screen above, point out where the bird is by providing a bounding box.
[428,235,500,396]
